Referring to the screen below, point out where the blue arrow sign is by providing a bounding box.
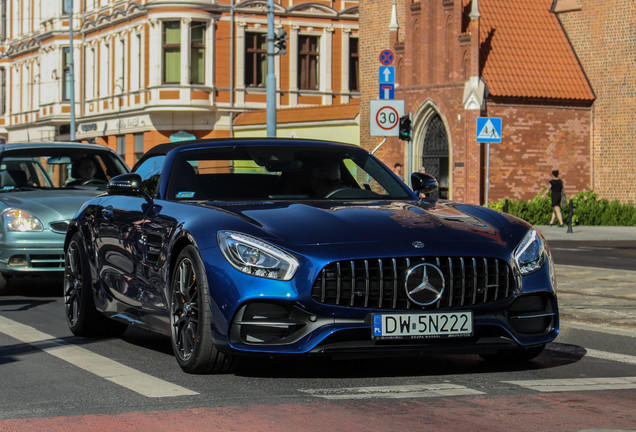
[476,117,502,143]
[379,84,395,100]
[379,66,395,84]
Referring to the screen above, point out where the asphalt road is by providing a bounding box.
[0,239,635,431]
[548,240,636,270]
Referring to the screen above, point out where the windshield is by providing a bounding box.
[0,147,128,191]
[165,146,413,201]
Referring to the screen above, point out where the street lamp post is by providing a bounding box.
[68,0,76,141]
[266,0,276,137]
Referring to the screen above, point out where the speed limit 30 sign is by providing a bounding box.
[370,100,404,136]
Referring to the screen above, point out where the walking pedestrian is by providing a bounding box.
[541,170,565,227]
[393,163,404,181]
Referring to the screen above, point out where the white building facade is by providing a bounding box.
[0,0,359,166]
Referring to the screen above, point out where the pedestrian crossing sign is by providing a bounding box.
[476,117,502,143]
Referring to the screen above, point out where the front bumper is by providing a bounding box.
[0,232,66,275]
[226,292,559,357]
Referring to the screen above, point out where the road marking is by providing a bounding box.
[504,377,636,393]
[299,383,484,400]
[563,320,636,338]
[0,315,198,398]
[585,348,636,365]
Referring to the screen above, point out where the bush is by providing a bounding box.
[490,190,636,226]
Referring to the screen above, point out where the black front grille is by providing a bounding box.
[311,256,515,310]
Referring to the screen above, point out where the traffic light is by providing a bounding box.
[275,28,288,55]
[399,115,412,141]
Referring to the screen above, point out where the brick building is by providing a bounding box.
[553,0,635,203]
[360,0,596,205]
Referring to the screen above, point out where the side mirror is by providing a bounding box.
[107,173,143,196]
[411,172,439,198]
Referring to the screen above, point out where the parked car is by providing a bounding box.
[0,142,129,293]
[64,138,558,373]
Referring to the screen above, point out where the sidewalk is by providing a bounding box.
[536,225,636,241]
[533,225,636,334]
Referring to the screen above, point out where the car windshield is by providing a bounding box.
[0,147,128,191]
[165,146,413,201]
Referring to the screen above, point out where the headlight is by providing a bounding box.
[513,229,546,275]
[218,231,299,281]
[2,208,44,232]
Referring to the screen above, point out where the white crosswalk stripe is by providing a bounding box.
[504,377,636,393]
[0,315,198,398]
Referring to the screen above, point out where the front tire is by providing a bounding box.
[170,245,234,374]
[64,232,127,337]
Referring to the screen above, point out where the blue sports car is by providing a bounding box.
[64,138,558,373]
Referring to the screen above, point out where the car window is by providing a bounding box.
[166,146,412,201]
[0,147,128,191]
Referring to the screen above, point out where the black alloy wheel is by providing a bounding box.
[170,245,234,374]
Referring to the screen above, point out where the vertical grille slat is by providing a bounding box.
[364,260,370,308]
[312,256,515,311]
[447,257,454,308]
[349,261,356,307]
[483,258,489,303]
[378,258,384,309]
[392,258,398,309]
[336,262,342,305]
[460,257,466,306]
[494,259,500,300]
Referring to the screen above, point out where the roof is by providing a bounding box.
[133,137,362,169]
[474,0,594,101]
[233,102,360,127]
[0,142,116,152]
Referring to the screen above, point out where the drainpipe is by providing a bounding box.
[229,0,235,137]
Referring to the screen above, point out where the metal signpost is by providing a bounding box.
[476,117,502,205]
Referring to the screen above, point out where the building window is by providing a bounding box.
[62,0,72,15]
[163,21,181,84]
[191,22,205,85]
[349,37,359,92]
[63,47,72,101]
[134,133,144,162]
[298,35,319,90]
[116,135,126,158]
[245,32,267,87]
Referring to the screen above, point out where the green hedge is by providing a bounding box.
[489,190,636,226]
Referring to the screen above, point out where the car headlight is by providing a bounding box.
[218,231,299,281]
[2,208,44,232]
[513,229,546,275]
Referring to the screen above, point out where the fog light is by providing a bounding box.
[9,255,28,267]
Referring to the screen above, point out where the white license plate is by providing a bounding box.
[372,311,473,340]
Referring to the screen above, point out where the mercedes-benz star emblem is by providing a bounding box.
[404,263,445,306]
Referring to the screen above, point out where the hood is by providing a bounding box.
[204,200,525,257]
[0,189,102,223]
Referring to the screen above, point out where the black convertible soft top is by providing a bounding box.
[133,138,360,171]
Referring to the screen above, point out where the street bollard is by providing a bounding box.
[503,199,509,213]
[567,199,573,233]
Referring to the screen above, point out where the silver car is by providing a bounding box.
[0,143,129,293]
